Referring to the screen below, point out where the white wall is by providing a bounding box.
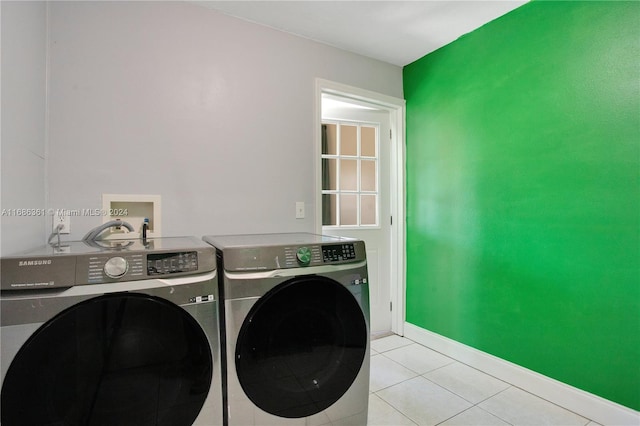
[1,1,48,255]
[33,1,402,247]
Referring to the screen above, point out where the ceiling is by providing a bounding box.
[195,1,527,67]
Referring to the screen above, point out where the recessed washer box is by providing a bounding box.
[102,194,161,239]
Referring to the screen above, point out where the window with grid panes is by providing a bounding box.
[322,121,379,227]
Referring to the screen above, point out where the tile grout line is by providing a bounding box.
[493,383,598,425]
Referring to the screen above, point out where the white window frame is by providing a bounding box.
[321,119,380,229]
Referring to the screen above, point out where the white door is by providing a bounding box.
[320,96,392,336]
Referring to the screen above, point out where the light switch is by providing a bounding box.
[296,202,305,219]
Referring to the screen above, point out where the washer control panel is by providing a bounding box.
[104,256,129,278]
[81,248,213,284]
[0,237,216,290]
[88,254,145,283]
[84,251,200,283]
[147,251,199,275]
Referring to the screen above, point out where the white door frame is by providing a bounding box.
[314,78,406,336]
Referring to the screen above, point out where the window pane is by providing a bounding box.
[361,127,376,157]
[322,159,337,190]
[322,194,337,226]
[361,195,377,225]
[321,120,380,230]
[322,124,337,155]
[340,125,357,156]
[361,160,376,192]
[340,194,357,226]
[339,159,357,191]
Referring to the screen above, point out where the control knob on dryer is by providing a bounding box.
[296,247,312,266]
[104,256,128,278]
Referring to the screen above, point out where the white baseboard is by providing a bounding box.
[403,322,639,426]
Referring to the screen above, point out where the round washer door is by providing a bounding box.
[235,276,368,418]
[1,293,213,426]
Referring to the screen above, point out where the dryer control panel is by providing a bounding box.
[322,243,357,263]
[221,240,366,271]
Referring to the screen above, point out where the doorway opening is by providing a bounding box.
[314,79,406,337]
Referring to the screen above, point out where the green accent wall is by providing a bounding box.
[403,1,640,410]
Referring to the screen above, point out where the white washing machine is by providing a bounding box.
[203,233,370,426]
[0,237,223,426]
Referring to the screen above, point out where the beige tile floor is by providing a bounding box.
[368,335,601,426]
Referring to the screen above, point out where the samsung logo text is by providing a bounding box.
[18,260,52,266]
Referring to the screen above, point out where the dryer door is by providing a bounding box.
[1,293,212,426]
[235,276,367,418]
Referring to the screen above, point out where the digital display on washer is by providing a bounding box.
[322,244,356,263]
[147,251,198,275]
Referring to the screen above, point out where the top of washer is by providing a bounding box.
[1,236,215,290]
[4,236,211,258]
[203,232,354,250]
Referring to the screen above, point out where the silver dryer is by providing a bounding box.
[204,232,370,426]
